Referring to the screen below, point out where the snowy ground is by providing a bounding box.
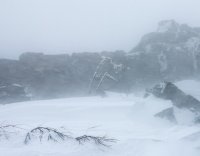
[0,80,200,156]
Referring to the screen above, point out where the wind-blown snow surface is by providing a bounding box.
[0,80,200,156]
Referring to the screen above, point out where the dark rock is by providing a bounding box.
[155,107,177,123]
[150,82,200,112]
[0,84,30,104]
[150,82,200,123]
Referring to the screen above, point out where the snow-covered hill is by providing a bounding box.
[0,80,200,156]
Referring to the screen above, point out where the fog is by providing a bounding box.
[0,0,200,59]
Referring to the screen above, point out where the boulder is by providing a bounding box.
[149,82,200,123]
[154,107,177,123]
[150,82,200,111]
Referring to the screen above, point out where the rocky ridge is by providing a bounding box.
[1,20,200,102]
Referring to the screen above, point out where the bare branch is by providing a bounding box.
[75,135,117,147]
[24,126,72,144]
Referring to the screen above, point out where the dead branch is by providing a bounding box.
[24,126,72,144]
[75,135,117,147]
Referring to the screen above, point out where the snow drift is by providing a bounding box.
[0,80,200,156]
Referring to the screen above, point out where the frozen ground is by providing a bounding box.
[0,80,200,156]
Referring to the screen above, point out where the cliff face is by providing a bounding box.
[18,52,102,99]
[18,51,128,99]
[0,51,126,100]
[1,20,200,101]
[130,20,200,81]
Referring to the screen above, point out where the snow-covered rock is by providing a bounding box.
[130,20,200,82]
[149,81,200,124]
[155,107,176,123]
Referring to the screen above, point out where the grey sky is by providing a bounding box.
[0,0,200,59]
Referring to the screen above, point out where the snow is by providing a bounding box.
[174,107,197,125]
[12,84,23,87]
[0,80,200,155]
[176,79,200,100]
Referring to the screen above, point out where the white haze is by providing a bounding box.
[0,0,200,59]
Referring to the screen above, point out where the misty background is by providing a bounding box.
[0,0,200,59]
[1,1,200,155]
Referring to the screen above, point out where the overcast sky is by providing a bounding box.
[0,0,200,59]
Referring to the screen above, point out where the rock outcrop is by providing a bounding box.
[130,20,200,81]
[154,107,176,123]
[1,20,200,103]
[149,82,200,123]
[0,84,30,104]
